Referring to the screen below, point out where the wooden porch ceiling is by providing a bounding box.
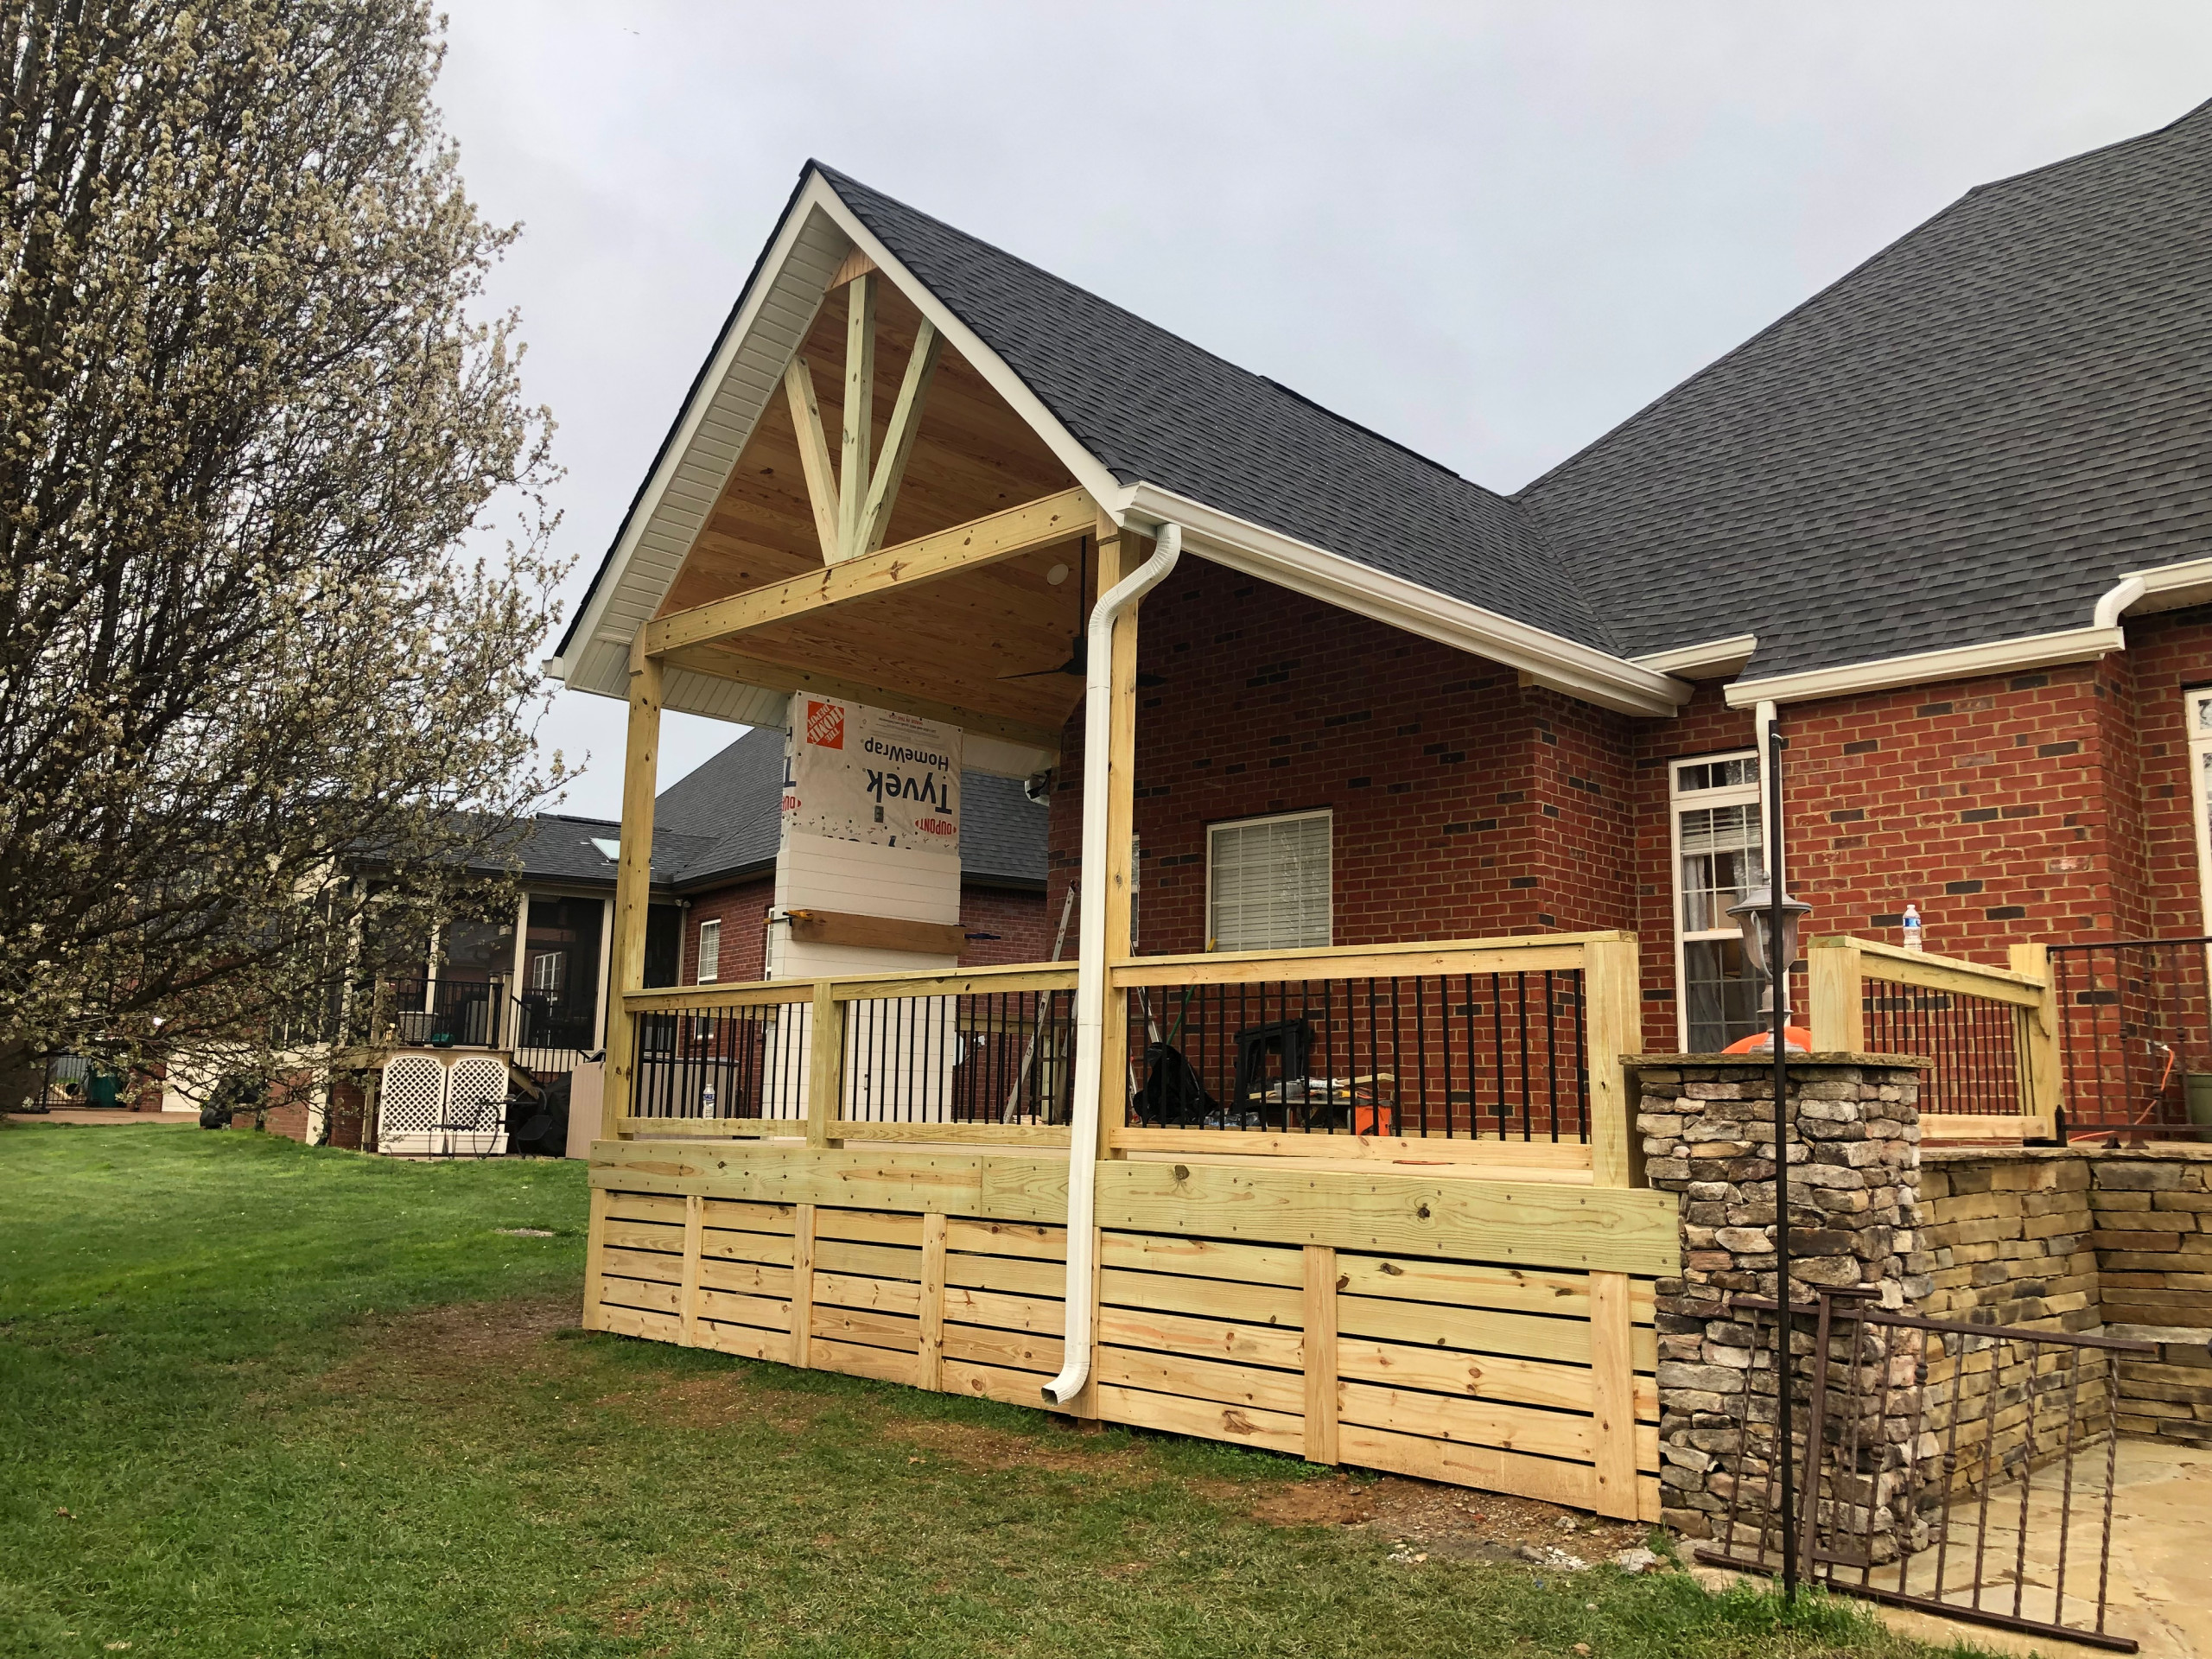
[653,277,1096,747]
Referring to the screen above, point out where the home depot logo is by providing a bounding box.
[805,699,843,749]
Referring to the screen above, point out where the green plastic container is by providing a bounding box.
[2188,1073,2212,1129]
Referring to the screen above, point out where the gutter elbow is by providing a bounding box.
[2094,576,2145,632]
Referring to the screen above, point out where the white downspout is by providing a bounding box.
[1754,699,1779,886]
[1042,520,1181,1408]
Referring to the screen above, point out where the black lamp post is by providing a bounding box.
[1726,883,1812,1041]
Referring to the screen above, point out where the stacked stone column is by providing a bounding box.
[1634,1054,1929,1554]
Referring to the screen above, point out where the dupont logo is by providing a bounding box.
[805,700,844,749]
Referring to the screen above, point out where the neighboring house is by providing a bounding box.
[552,99,2212,1074]
[235,728,1046,1147]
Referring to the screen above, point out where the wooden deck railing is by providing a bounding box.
[614,932,1644,1181]
[1807,937,2059,1141]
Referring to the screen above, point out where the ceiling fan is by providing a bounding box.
[999,536,1166,686]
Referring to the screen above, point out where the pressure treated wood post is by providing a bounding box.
[602,647,664,1139]
[1581,936,1643,1187]
[1588,1269,1639,1520]
[2010,941,2062,1138]
[918,1211,948,1391]
[679,1193,704,1348]
[1808,940,1866,1053]
[805,982,844,1148]
[581,1185,609,1332]
[1096,514,1148,1160]
[789,1202,817,1369]
[1302,1244,1340,1465]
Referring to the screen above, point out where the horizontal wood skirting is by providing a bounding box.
[589,1141,1679,1275]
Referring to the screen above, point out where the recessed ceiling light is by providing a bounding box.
[1046,563,1070,587]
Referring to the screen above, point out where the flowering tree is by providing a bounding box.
[0,2,566,1087]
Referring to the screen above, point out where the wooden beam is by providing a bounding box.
[1587,1269,1639,1519]
[1807,941,1866,1053]
[787,909,968,956]
[1303,1244,1340,1465]
[861,320,942,555]
[830,248,878,288]
[660,643,1063,753]
[645,485,1094,656]
[780,357,841,563]
[1098,513,1147,1160]
[1582,936,1642,1187]
[602,649,663,1138]
[837,271,876,562]
[806,980,845,1149]
[918,1210,949,1390]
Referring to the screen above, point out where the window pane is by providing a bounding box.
[1684,937,1767,1052]
[697,919,721,984]
[1679,803,1765,931]
[1676,755,1759,793]
[1210,815,1331,952]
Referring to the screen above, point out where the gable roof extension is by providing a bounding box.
[1517,97,2212,689]
[510,728,1047,894]
[556,99,2212,721]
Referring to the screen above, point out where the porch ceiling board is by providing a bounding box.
[661,644,1064,753]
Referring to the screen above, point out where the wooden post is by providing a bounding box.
[837,271,875,562]
[2010,941,2062,1139]
[918,1211,948,1391]
[1096,514,1147,1160]
[789,1202,817,1369]
[581,1185,609,1332]
[601,648,664,1139]
[1808,940,1866,1054]
[679,1193,703,1348]
[806,981,844,1148]
[1302,1244,1340,1465]
[1588,1269,1639,1520]
[1582,936,1643,1187]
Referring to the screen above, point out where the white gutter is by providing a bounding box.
[1042,521,1183,1408]
[1119,483,1689,718]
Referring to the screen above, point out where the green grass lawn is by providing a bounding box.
[0,1124,1977,1659]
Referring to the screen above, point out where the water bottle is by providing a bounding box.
[1902,903,1923,953]
[701,1082,716,1115]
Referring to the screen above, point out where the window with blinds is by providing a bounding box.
[696,918,721,985]
[1207,810,1332,953]
[2188,689,2212,932]
[1670,752,1764,1052]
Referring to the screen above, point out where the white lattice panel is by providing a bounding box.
[380,1056,447,1134]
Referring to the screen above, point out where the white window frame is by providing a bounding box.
[2187,688,2212,934]
[696,917,721,985]
[1205,808,1333,954]
[1668,751,1763,1051]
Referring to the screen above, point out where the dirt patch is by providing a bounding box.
[887,1417,1149,1478]
[321,1293,575,1393]
[620,1372,825,1433]
[1247,1470,1652,1565]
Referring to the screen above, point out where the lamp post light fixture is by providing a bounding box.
[1727,883,1812,1020]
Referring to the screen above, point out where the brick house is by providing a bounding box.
[550,98,2211,1101]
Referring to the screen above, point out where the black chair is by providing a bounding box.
[1232,1018,1314,1115]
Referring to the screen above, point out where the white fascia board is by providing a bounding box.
[1631,633,1758,679]
[1121,483,1690,718]
[1722,624,2126,709]
[807,179,1128,513]
[545,192,849,698]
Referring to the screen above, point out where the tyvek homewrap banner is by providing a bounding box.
[782,692,962,854]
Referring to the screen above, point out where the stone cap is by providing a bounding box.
[1631,1052,1932,1070]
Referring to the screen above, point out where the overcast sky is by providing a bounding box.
[433,2,2212,821]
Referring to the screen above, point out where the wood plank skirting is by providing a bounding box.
[584,1139,1673,1520]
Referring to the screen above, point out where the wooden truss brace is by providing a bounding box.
[643,484,1095,658]
[780,270,944,565]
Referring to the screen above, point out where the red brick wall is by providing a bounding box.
[2126,607,2212,938]
[959,885,1052,965]
[1034,563,2209,1058]
[1046,559,1634,954]
[677,876,775,985]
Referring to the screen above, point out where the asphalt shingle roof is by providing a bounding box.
[816,166,1614,654]
[511,730,1047,892]
[1515,99,2212,679]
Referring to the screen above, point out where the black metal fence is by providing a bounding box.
[1119,969,1589,1139]
[2050,937,2212,1138]
[1699,1288,2152,1652]
[841,988,1077,1125]
[630,1002,809,1122]
[1861,982,2035,1118]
